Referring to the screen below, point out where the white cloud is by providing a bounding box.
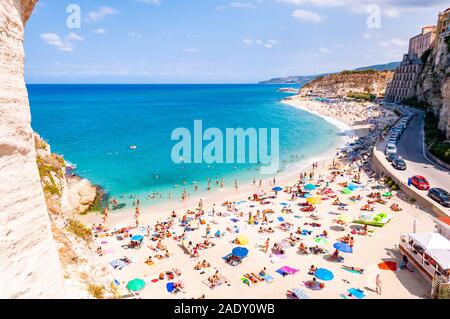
[41,33,75,52]
[335,44,343,48]
[319,46,330,53]
[129,32,144,38]
[363,32,372,39]
[277,0,449,18]
[243,38,278,49]
[65,32,85,42]
[93,28,107,34]
[229,2,255,8]
[87,7,119,22]
[183,48,199,53]
[292,9,323,23]
[216,5,227,10]
[379,38,408,48]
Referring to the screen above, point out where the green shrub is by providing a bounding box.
[424,112,450,164]
[67,219,92,241]
[87,284,105,299]
[347,92,376,101]
[402,96,429,110]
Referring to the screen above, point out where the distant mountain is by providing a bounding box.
[259,61,400,84]
[354,61,401,71]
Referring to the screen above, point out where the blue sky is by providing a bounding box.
[24,0,449,83]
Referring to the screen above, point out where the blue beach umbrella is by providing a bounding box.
[232,247,249,258]
[131,235,144,241]
[279,202,289,206]
[304,184,317,191]
[272,187,283,192]
[304,193,312,198]
[333,242,353,253]
[315,268,334,281]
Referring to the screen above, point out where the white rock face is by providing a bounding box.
[0,0,66,298]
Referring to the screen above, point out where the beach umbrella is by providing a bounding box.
[232,247,249,258]
[236,234,249,245]
[279,202,289,206]
[341,188,352,194]
[131,235,144,241]
[304,193,313,199]
[127,278,146,292]
[307,197,322,205]
[315,268,334,281]
[304,184,317,191]
[314,237,329,244]
[272,187,283,192]
[333,242,353,253]
[337,214,353,223]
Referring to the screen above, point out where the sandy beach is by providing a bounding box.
[81,97,436,299]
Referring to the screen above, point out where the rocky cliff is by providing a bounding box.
[0,0,113,299]
[0,0,67,299]
[416,35,450,138]
[299,70,394,99]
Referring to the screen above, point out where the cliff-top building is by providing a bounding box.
[384,26,436,103]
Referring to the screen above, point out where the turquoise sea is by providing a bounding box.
[28,84,342,205]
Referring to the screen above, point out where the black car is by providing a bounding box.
[392,158,407,170]
[386,153,397,162]
[428,188,450,207]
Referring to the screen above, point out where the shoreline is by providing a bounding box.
[81,97,357,227]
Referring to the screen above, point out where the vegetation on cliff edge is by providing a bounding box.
[424,112,450,164]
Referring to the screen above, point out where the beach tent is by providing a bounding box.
[333,242,353,253]
[408,233,450,250]
[315,268,334,281]
[127,278,146,292]
[307,197,322,205]
[235,234,249,245]
[304,184,317,191]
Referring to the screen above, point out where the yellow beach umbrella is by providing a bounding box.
[307,197,322,205]
[236,234,249,245]
[338,214,353,223]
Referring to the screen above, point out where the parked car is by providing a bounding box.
[386,152,398,162]
[385,144,397,155]
[428,188,450,207]
[411,175,430,190]
[392,158,407,170]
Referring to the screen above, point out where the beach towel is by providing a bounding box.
[292,288,309,299]
[261,274,275,283]
[347,288,365,299]
[109,259,127,270]
[341,266,363,275]
[378,261,397,271]
[276,266,299,276]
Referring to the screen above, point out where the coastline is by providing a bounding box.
[81,97,357,227]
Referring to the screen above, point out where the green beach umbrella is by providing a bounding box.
[342,188,352,195]
[314,237,329,244]
[127,278,146,292]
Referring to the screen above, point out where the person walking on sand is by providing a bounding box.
[253,177,256,188]
[234,180,238,191]
[198,199,203,210]
[264,238,270,253]
[206,224,211,238]
[103,207,109,223]
[376,273,382,295]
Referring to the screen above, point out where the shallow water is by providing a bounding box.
[28,84,341,204]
